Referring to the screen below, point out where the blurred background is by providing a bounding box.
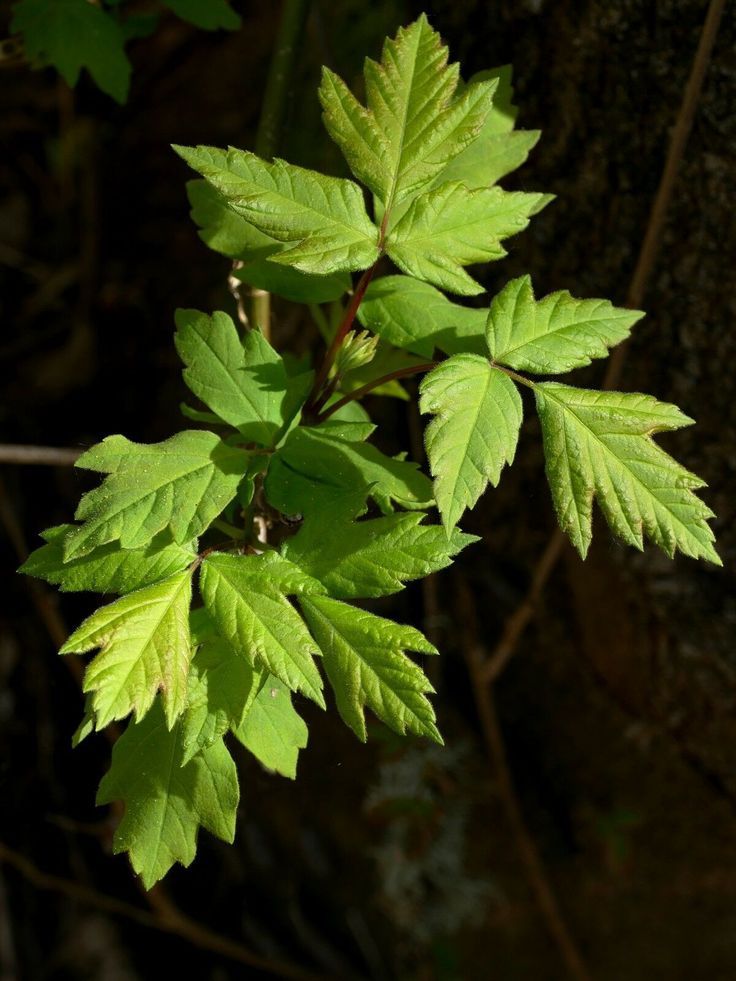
[1,1,734,978]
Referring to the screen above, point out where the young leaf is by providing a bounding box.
[199,553,325,707]
[20,525,196,594]
[232,675,308,779]
[359,275,486,357]
[487,275,643,374]
[534,383,720,563]
[60,570,194,730]
[97,701,239,889]
[285,511,477,598]
[180,612,264,765]
[264,426,433,519]
[11,0,131,103]
[300,595,441,743]
[386,182,549,295]
[174,146,380,275]
[64,431,248,560]
[187,181,352,302]
[420,356,523,530]
[415,67,540,198]
[174,310,312,444]
[319,15,496,213]
[161,0,240,31]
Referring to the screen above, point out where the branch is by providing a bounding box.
[455,579,591,981]
[0,444,81,466]
[0,841,329,981]
[478,0,725,684]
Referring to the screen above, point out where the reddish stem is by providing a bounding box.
[307,263,378,409]
[317,361,437,421]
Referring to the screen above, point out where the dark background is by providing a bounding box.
[1,1,734,978]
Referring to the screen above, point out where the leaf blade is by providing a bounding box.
[420,356,523,529]
[534,383,719,563]
[300,595,440,743]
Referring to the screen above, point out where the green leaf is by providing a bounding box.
[233,260,351,305]
[199,552,325,707]
[61,570,194,730]
[487,276,644,374]
[265,426,433,518]
[319,15,496,214]
[285,511,477,598]
[180,615,264,765]
[187,181,351,302]
[232,675,307,779]
[415,67,540,197]
[386,182,549,295]
[359,275,486,357]
[20,525,196,594]
[174,310,312,444]
[11,0,131,102]
[420,356,523,530]
[161,0,240,30]
[187,180,275,259]
[300,595,441,743]
[174,145,380,275]
[97,701,239,889]
[64,431,248,560]
[534,383,720,563]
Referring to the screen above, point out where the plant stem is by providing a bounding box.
[243,0,312,340]
[308,262,378,410]
[318,361,437,421]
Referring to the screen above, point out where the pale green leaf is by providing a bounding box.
[174,310,312,444]
[174,145,379,275]
[386,182,549,295]
[11,0,131,102]
[319,15,496,213]
[420,356,523,529]
[180,612,264,764]
[487,275,643,374]
[20,525,196,594]
[61,570,194,730]
[359,275,486,357]
[265,426,433,518]
[232,675,307,779]
[534,383,720,563]
[199,552,325,707]
[300,595,440,743]
[161,0,240,30]
[64,431,248,560]
[97,701,239,889]
[285,511,477,598]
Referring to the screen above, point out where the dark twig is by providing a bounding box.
[456,579,591,981]
[0,841,329,981]
[477,0,725,684]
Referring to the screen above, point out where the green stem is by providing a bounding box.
[318,361,438,421]
[245,0,312,340]
[492,362,536,390]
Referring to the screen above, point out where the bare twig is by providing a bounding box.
[0,841,328,981]
[456,579,591,981]
[478,0,725,684]
[0,444,81,466]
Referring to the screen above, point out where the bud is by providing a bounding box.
[331,330,379,378]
